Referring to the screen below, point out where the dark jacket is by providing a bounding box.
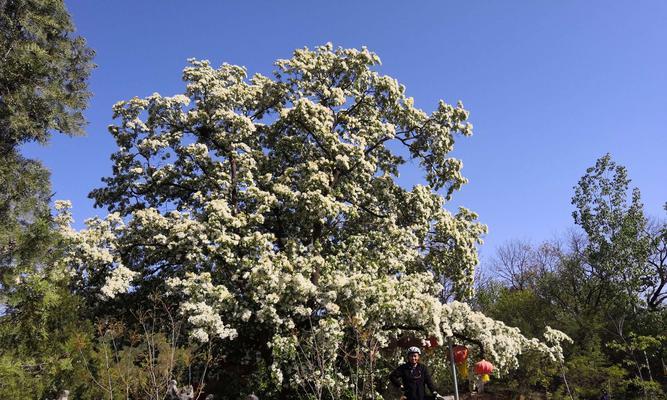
[389,362,436,400]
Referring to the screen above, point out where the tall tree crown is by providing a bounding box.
[88,43,484,300]
[56,45,567,396]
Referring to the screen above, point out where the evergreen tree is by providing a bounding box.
[0,1,95,398]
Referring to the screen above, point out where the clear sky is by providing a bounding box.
[23,0,667,261]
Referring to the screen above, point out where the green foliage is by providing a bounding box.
[0,1,94,398]
[560,349,628,399]
[478,287,552,339]
[0,0,93,279]
[0,164,92,399]
[0,265,94,399]
[476,154,667,399]
[76,321,205,400]
[571,153,652,311]
[0,152,51,283]
[0,0,94,153]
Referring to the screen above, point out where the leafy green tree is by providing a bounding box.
[0,0,94,291]
[571,153,652,313]
[0,1,95,398]
[0,0,94,284]
[570,155,666,397]
[0,263,93,399]
[476,154,667,399]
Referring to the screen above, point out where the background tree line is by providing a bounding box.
[474,154,666,398]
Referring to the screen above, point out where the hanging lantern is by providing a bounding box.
[453,345,468,364]
[426,336,439,348]
[452,345,468,379]
[474,359,494,382]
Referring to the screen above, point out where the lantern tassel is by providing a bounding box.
[457,362,468,379]
[482,374,490,382]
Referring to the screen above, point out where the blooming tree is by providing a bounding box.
[58,44,568,397]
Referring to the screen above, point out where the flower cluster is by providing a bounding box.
[100,265,137,299]
[167,272,237,343]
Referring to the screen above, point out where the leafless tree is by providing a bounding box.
[489,240,542,290]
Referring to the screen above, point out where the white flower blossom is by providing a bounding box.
[61,44,564,395]
[100,266,137,299]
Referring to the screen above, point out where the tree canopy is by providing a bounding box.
[56,44,567,398]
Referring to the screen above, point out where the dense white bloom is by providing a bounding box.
[60,44,564,395]
[544,326,572,345]
[542,326,573,362]
[167,273,236,342]
[100,266,137,299]
[190,328,210,343]
[54,200,74,231]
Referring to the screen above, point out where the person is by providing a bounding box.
[389,346,439,400]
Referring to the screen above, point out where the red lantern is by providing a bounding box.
[474,359,494,382]
[426,336,439,348]
[453,345,469,379]
[453,345,468,364]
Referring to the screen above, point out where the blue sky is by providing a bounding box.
[23,0,666,261]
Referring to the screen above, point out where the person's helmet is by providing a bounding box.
[406,346,421,355]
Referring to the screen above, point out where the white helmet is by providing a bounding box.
[406,346,421,355]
